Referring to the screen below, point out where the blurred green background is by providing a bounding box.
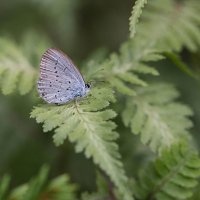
[0,0,200,194]
[0,0,132,192]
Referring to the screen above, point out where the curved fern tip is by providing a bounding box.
[129,0,148,38]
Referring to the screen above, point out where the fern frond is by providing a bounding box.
[31,86,133,200]
[85,0,193,96]
[135,0,200,54]
[8,165,77,200]
[10,165,49,200]
[0,38,37,95]
[134,143,200,200]
[43,175,77,200]
[122,83,193,153]
[129,0,148,38]
[93,41,159,96]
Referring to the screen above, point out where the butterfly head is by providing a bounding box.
[85,83,91,93]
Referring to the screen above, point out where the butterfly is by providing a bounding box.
[37,48,90,104]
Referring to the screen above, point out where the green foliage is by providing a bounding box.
[134,143,200,200]
[31,86,133,200]
[134,0,200,53]
[189,182,200,200]
[0,32,50,95]
[81,171,115,200]
[0,0,200,200]
[93,41,160,96]
[0,166,77,200]
[90,0,200,96]
[129,0,148,38]
[0,38,37,95]
[11,165,49,200]
[164,52,200,79]
[122,83,193,153]
[81,192,107,200]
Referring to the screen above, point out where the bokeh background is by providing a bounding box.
[0,0,133,192]
[0,0,200,194]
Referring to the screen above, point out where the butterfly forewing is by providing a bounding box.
[38,48,86,104]
[47,49,85,84]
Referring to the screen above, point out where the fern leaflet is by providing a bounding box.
[106,0,200,91]
[0,38,37,95]
[129,0,148,38]
[89,41,159,96]
[133,143,200,200]
[31,86,133,200]
[134,0,200,55]
[0,165,77,200]
[122,83,193,153]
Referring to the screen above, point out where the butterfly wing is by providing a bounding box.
[48,48,85,85]
[38,48,86,104]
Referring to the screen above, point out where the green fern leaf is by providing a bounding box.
[129,0,148,38]
[122,83,193,153]
[9,165,49,200]
[92,41,159,96]
[44,175,77,200]
[134,143,200,200]
[0,38,37,95]
[134,0,200,54]
[31,86,133,200]
[8,165,77,200]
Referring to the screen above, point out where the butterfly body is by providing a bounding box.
[38,48,90,104]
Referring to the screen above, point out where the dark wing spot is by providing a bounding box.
[55,71,57,73]
[56,75,59,77]
[68,81,71,84]
[55,60,58,65]
[55,95,57,98]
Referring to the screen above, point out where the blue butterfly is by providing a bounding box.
[38,48,90,104]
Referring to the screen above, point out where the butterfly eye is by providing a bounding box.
[85,83,90,89]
